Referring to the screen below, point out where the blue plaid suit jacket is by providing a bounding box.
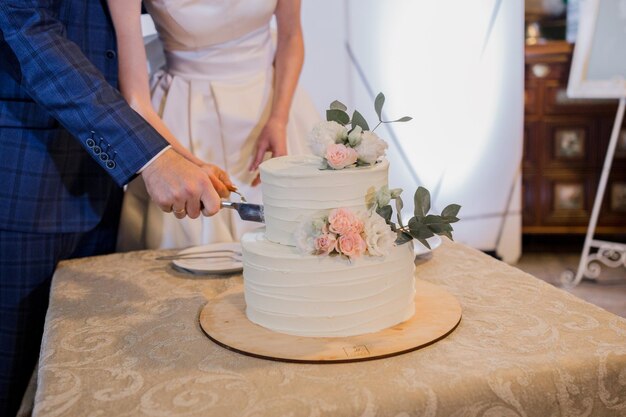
[0,0,169,233]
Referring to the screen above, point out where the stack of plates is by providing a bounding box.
[172,242,243,275]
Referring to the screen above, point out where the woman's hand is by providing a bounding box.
[249,118,288,186]
[201,164,234,198]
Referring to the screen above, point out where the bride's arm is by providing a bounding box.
[270,0,304,129]
[106,0,205,167]
[249,0,304,176]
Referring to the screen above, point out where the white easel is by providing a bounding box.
[560,0,626,287]
[561,97,626,287]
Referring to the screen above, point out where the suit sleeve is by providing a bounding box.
[0,1,169,187]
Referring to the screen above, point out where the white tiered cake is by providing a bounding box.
[241,155,416,337]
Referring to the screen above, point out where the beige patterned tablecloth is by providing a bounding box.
[33,240,626,417]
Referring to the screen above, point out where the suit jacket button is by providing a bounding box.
[86,138,95,148]
[100,153,109,161]
[106,160,116,169]
[93,146,101,155]
[105,50,116,59]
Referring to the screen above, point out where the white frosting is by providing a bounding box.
[259,155,389,246]
[242,231,416,337]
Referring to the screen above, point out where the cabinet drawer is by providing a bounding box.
[539,174,596,226]
[525,61,568,82]
[541,118,598,169]
[602,175,626,226]
[599,117,626,163]
[544,84,617,115]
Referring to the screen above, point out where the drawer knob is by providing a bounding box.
[532,64,550,78]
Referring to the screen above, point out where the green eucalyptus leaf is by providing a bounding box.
[347,125,363,147]
[394,195,404,228]
[423,214,444,225]
[351,110,370,131]
[390,188,403,198]
[393,116,413,122]
[395,231,413,245]
[376,185,391,207]
[429,223,453,234]
[408,217,434,240]
[417,237,431,250]
[326,109,350,125]
[329,100,347,111]
[442,216,460,223]
[374,92,385,121]
[376,205,393,224]
[413,187,430,218]
[442,204,461,218]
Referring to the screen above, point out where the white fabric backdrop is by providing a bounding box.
[300,0,524,263]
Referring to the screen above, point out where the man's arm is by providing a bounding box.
[0,0,222,217]
[0,0,167,186]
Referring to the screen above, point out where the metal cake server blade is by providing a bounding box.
[221,201,265,223]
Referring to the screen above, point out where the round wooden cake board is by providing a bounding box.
[199,280,462,363]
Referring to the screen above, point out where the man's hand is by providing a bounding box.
[249,118,287,186]
[141,149,221,219]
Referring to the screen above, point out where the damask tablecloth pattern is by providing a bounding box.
[33,240,626,416]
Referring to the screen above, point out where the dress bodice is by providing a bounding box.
[143,0,278,51]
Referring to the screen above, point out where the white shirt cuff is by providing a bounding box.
[137,145,172,174]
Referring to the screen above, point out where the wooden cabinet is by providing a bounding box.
[523,41,626,235]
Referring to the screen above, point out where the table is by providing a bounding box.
[33,240,626,416]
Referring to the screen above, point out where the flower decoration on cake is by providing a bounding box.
[296,93,461,258]
[309,93,412,170]
[294,208,396,260]
[366,185,461,250]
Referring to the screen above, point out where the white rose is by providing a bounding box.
[308,121,348,157]
[363,213,396,257]
[294,214,326,254]
[355,130,388,164]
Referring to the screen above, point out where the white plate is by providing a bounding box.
[173,242,243,274]
[413,235,443,256]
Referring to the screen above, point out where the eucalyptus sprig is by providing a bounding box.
[366,186,461,249]
[326,92,412,134]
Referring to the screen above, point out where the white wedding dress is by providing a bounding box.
[117,0,319,251]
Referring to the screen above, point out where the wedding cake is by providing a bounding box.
[241,94,459,338]
[241,155,416,337]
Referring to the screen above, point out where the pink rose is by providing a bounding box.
[328,208,363,235]
[314,233,337,255]
[325,143,358,170]
[337,232,367,259]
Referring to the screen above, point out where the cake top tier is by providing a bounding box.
[259,155,389,246]
[260,155,389,181]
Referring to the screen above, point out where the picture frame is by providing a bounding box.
[611,182,626,212]
[567,0,626,99]
[554,183,585,211]
[554,129,585,158]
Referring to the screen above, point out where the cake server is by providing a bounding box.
[220,201,265,223]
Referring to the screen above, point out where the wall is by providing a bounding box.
[300,0,524,262]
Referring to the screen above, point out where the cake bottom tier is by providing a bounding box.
[241,230,416,337]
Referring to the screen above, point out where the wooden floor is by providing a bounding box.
[515,252,626,318]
